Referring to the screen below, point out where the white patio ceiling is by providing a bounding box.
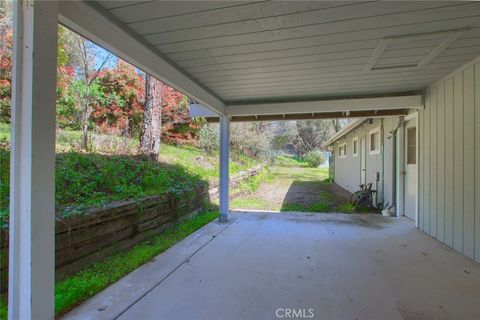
[59,1,480,117]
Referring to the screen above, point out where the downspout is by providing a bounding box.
[380,118,384,209]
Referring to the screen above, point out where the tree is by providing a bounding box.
[139,74,163,160]
[160,86,199,144]
[230,122,272,160]
[91,60,145,137]
[295,120,337,155]
[0,0,12,123]
[294,119,352,155]
[56,26,79,130]
[70,32,113,150]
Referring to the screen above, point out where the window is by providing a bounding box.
[369,127,381,155]
[407,127,416,164]
[338,143,347,158]
[352,137,358,157]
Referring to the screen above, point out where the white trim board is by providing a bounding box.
[225,95,422,116]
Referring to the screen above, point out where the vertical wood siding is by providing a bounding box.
[418,110,424,230]
[424,91,431,233]
[420,58,479,263]
[437,82,445,243]
[453,73,464,253]
[430,86,438,238]
[475,63,480,262]
[444,78,455,247]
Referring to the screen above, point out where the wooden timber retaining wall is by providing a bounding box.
[0,165,261,293]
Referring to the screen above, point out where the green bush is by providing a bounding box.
[198,124,218,154]
[303,150,326,168]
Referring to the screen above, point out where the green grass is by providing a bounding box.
[231,197,275,210]
[0,301,4,320]
[272,157,329,182]
[160,144,256,181]
[0,124,257,182]
[335,203,355,213]
[237,167,272,193]
[4,151,206,216]
[231,155,350,214]
[0,209,220,317]
[275,155,307,167]
[281,201,333,212]
[0,123,9,142]
[0,128,261,218]
[281,201,356,213]
[272,166,329,181]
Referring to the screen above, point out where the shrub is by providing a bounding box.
[303,150,326,168]
[198,124,218,154]
[230,122,271,161]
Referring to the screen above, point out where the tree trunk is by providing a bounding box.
[140,74,163,160]
[80,98,91,150]
[332,119,341,133]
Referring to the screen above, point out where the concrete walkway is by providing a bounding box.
[63,212,480,320]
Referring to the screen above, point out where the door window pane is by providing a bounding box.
[370,131,379,153]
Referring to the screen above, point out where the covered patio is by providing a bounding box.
[8,1,480,318]
[63,212,480,320]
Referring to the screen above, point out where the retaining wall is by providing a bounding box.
[0,165,261,293]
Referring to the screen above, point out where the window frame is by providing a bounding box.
[352,137,359,157]
[368,127,381,155]
[338,142,347,158]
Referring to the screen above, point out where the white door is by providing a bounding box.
[404,120,417,220]
[360,137,366,185]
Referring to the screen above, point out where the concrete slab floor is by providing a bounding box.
[63,212,480,320]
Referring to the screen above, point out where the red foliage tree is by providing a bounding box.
[160,85,200,144]
[91,60,145,137]
[0,28,12,123]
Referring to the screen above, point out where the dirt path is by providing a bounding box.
[231,157,352,212]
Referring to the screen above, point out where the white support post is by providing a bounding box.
[219,116,230,222]
[9,1,58,319]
